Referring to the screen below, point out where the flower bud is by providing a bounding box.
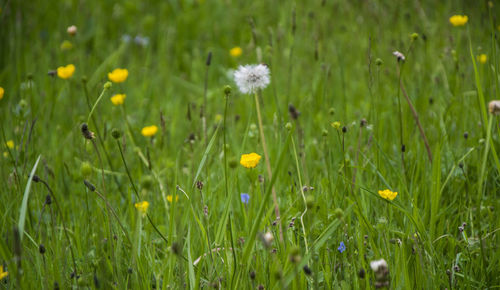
[334,208,344,219]
[84,180,96,192]
[488,100,500,115]
[111,128,122,139]
[80,161,93,177]
[140,175,154,190]
[306,195,315,209]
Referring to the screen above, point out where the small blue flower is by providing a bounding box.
[338,241,346,253]
[240,193,250,204]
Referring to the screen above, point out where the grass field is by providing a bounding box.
[1,0,500,288]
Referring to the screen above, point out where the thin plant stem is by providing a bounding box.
[223,90,239,281]
[91,139,106,192]
[399,80,433,163]
[290,135,309,254]
[115,139,169,246]
[352,124,363,192]
[94,188,132,246]
[87,84,110,125]
[202,52,211,147]
[37,178,78,278]
[83,80,126,198]
[223,92,229,199]
[396,63,406,172]
[120,105,138,147]
[253,91,283,241]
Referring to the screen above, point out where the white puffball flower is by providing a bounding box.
[370,258,388,272]
[392,51,405,62]
[67,25,77,36]
[261,231,274,248]
[234,64,270,94]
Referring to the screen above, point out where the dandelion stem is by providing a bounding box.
[253,91,283,241]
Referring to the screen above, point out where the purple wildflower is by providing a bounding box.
[240,193,250,204]
[338,241,346,253]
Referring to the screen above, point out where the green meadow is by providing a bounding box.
[1,0,499,288]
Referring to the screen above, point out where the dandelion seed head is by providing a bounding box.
[370,258,388,272]
[234,64,270,94]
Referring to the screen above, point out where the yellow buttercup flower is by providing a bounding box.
[240,152,262,168]
[6,140,14,149]
[111,94,126,105]
[141,125,158,137]
[135,201,149,216]
[230,46,242,57]
[449,15,468,26]
[108,68,129,83]
[378,189,398,201]
[215,114,223,122]
[57,64,75,79]
[167,195,179,203]
[0,87,4,100]
[0,265,8,280]
[478,54,487,64]
[331,121,341,130]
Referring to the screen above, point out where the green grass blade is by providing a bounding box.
[192,125,219,188]
[187,227,196,289]
[18,155,41,241]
